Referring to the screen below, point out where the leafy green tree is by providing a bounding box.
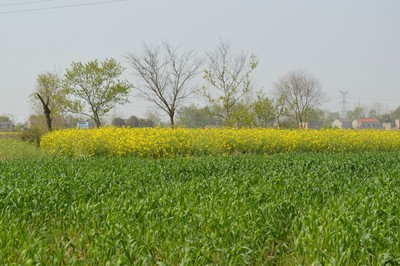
[272,96,290,128]
[368,109,378,118]
[306,108,325,122]
[176,104,223,128]
[111,117,126,127]
[124,115,156,128]
[251,92,275,127]
[138,118,154,127]
[63,58,133,127]
[226,102,256,128]
[144,111,162,127]
[390,106,400,120]
[381,113,392,123]
[30,71,64,131]
[181,94,275,129]
[347,104,367,120]
[0,115,12,122]
[201,40,258,124]
[126,116,139,127]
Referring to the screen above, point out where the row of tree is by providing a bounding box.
[31,59,132,131]
[33,40,383,131]
[345,103,400,123]
[20,99,400,131]
[111,116,155,128]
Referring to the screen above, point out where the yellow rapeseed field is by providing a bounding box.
[40,127,400,158]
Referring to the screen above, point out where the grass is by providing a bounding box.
[0,152,399,264]
[0,139,47,160]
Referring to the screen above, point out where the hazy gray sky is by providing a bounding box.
[1,0,399,122]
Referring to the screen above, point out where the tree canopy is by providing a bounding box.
[0,115,12,122]
[30,71,64,131]
[176,104,223,128]
[63,58,133,127]
[201,40,258,126]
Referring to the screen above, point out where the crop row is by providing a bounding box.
[0,152,399,264]
[41,127,400,157]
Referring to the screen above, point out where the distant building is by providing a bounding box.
[28,115,71,129]
[301,121,323,129]
[77,121,90,129]
[382,122,396,130]
[331,118,353,129]
[0,121,14,132]
[352,118,381,129]
[396,119,400,129]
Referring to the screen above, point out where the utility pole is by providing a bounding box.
[340,90,348,118]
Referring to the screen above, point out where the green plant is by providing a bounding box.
[0,152,399,264]
[0,139,47,160]
[20,128,46,147]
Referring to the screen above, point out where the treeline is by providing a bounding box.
[25,40,400,131]
[111,116,155,128]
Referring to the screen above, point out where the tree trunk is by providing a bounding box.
[169,113,175,128]
[37,93,52,131]
[94,112,102,128]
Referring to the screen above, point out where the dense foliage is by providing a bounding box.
[0,152,399,264]
[41,127,400,158]
[62,58,133,127]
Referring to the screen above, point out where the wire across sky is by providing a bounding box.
[0,0,128,14]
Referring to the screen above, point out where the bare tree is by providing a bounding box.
[274,70,325,129]
[126,42,202,127]
[201,40,258,126]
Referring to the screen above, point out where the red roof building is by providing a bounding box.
[352,118,381,129]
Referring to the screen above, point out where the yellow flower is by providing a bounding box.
[40,128,400,158]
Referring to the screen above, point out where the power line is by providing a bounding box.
[330,96,400,103]
[0,1,57,7]
[0,0,128,15]
[350,97,400,103]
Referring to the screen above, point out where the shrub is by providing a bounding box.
[20,128,46,147]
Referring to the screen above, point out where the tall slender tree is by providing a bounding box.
[201,40,258,126]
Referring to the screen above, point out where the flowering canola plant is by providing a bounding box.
[40,128,400,158]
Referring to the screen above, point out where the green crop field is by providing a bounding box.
[0,150,399,264]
